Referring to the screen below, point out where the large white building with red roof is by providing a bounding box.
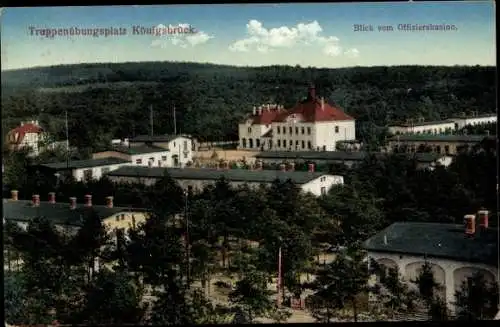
[6,120,47,156]
[238,86,356,152]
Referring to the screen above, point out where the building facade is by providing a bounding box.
[363,220,498,312]
[6,120,47,156]
[387,135,490,156]
[388,120,456,135]
[39,157,131,182]
[450,113,497,130]
[128,135,193,167]
[92,145,171,167]
[238,86,356,152]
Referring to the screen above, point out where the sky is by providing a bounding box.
[0,2,496,70]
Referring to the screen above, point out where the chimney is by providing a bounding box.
[308,85,316,100]
[84,194,92,207]
[383,235,388,245]
[48,192,56,204]
[257,107,262,115]
[32,194,40,207]
[308,163,315,173]
[253,106,257,115]
[288,162,295,172]
[279,163,286,172]
[478,210,489,229]
[11,190,18,201]
[106,196,114,208]
[464,214,476,236]
[321,97,325,111]
[148,160,152,168]
[69,197,77,210]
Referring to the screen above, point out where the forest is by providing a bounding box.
[3,138,499,324]
[1,63,496,152]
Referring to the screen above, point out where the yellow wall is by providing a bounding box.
[102,211,150,234]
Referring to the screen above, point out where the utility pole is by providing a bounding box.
[184,190,191,288]
[173,104,177,135]
[277,241,283,307]
[150,105,154,137]
[65,110,69,169]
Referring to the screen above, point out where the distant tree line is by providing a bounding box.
[1,63,496,152]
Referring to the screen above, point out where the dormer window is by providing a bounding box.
[248,127,252,133]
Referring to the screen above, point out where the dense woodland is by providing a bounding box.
[4,141,499,324]
[1,63,496,152]
[2,62,498,323]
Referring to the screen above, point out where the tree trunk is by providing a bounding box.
[352,298,358,322]
[326,307,331,323]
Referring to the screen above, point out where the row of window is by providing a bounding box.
[276,139,313,150]
[276,126,312,135]
[241,138,261,148]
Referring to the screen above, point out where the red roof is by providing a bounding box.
[274,87,354,123]
[249,109,284,125]
[8,123,43,145]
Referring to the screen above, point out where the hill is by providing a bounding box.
[1,62,496,151]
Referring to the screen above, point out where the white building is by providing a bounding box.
[363,219,498,313]
[6,120,47,156]
[450,112,497,130]
[127,135,193,167]
[39,157,130,182]
[106,165,344,197]
[238,86,356,152]
[92,145,171,167]
[388,119,456,135]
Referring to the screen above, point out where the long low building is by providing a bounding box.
[38,157,131,181]
[387,134,493,155]
[106,166,344,197]
[255,151,452,170]
[363,218,497,312]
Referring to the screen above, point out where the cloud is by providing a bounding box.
[344,48,360,58]
[151,23,213,49]
[229,20,359,57]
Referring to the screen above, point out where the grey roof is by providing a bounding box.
[3,199,143,227]
[129,134,190,143]
[388,134,487,143]
[110,145,168,155]
[255,151,444,163]
[391,119,455,127]
[40,157,131,170]
[363,222,498,266]
[451,113,497,120]
[106,166,327,184]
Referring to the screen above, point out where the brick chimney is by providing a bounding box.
[478,210,489,229]
[48,192,56,204]
[11,190,18,201]
[321,97,325,110]
[308,163,315,173]
[105,196,114,208]
[308,85,316,100]
[84,194,92,207]
[32,194,40,207]
[279,163,286,172]
[288,162,295,172]
[464,214,476,236]
[69,197,77,210]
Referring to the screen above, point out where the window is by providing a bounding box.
[242,138,247,148]
[136,158,142,164]
[183,141,188,150]
[335,126,339,133]
[149,157,154,162]
[307,127,311,135]
[248,127,252,133]
[277,139,281,147]
[249,139,254,148]
[295,140,299,149]
[321,187,326,195]
[302,140,305,149]
[301,127,305,134]
[256,139,260,147]
[444,145,450,154]
[101,167,110,175]
[277,127,280,134]
[295,127,299,134]
[289,140,293,148]
[83,169,93,181]
[289,127,293,134]
[162,156,167,161]
[282,127,286,134]
[307,141,312,149]
[121,214,125,221]
[115,215,119,222]
[173,142,176,147]
[184,152,188,158]
[282,139,286,147]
